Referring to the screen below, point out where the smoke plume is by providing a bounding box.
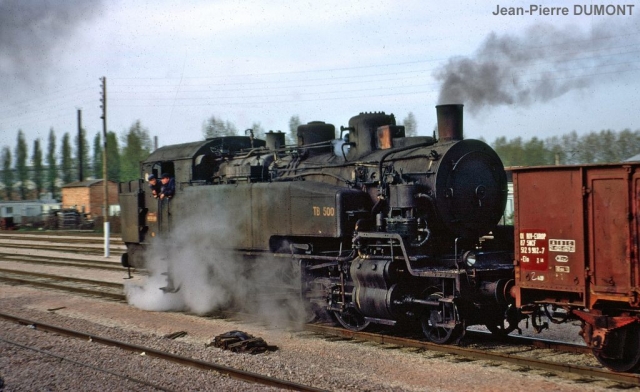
[434,16,640,112]
[0,1,104,89]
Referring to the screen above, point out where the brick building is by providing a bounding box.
[61,179,119,218]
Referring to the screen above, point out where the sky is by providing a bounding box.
[1,0,639,150]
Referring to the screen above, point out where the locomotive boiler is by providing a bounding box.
[119,104,515,343]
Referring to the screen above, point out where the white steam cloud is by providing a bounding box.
[125,193,309,329]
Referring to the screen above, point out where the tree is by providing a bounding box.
[46,128,57,197]
[2,147,13,200]
[597,129,617,163]
[60,133,73,184]
[93,132,102,179]
[120,121,152,182]
[32,139,44,198]
[75,128,90,181]
[522,137,548,166]
[288,115,301,144]
[106,131,120,182]
[576,132,599,164]
[492,136,524,166]
[202,115,238,138]
[617,129,640,162]
[16,130,28,199]
[403,112,417,137]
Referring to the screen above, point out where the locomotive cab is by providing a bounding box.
[119,136,266,267]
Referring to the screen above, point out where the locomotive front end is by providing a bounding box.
[332,105,516,342]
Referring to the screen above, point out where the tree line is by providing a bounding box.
[0,121,152,201]
[491,128,640,167]
[7,110,628,201]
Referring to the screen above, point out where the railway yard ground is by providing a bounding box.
[0,232,639,391]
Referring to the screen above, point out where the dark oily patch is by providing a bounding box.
[208,330,278,354]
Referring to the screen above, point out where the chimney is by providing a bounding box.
[436,104,463,142]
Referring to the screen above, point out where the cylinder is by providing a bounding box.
[436,104,463,142]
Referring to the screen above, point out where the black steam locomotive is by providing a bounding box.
[119,104,515,343]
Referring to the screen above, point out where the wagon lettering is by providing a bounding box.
[549,239,575,253]
[519,230,548,271]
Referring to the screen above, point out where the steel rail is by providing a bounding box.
[0,336,172,392]
[0,267,123,288]
[304,323,640,386]
[0,312,328,392]
[0,243,124,255]
[0,235,125,246]
[0,253,125,271]
[0,273,126,301]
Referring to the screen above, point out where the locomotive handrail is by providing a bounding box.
[273,171,353,186]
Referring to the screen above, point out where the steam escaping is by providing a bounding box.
[0,1,104,89]
[125,198,310,330]
[434,16,640,112]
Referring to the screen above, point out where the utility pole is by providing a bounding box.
[77,109,83,181]
[100,77,110,257]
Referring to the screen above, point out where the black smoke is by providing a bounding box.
[0,0,104,89]
[434,16,640,112]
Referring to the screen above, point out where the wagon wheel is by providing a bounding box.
[333,307,371,331]
[592,324,640,373]
[421,292,465,344]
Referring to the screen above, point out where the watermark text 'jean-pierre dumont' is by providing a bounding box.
[493,4,634,16]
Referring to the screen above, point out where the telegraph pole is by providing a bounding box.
[100,77,110,257]
[77,109,83,181]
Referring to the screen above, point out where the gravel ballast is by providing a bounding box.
[0,283,624,392]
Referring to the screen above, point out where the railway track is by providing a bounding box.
[0,268,126,301]
[0,251,125,270]
[1,232,637,388]
[0,232,125,246]
[2,263,635,387]
[302,323,640,387]
[0,312,327,392]
[0,241,125,256]
[0,232,126,257]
